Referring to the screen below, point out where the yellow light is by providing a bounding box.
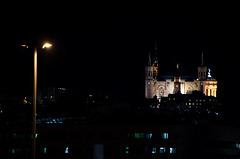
[42,43,52,49]
[20,45,29,48]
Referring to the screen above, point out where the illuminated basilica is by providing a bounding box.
[145,46,217,100]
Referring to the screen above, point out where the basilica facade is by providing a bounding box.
[145,52,217,100]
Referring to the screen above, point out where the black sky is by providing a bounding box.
[0,4,239,114]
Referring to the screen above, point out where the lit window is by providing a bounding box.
[126,147,129,154]
[159,147,166,153]
[170,147,176,154]
[152,147,156,153]
[12,149,15,154]
[146,133,152,139]
[43,147,47,154]
[58,88,66,90]
[135,133,145,139]
[65,147,69,154]
[30,133,38,139]
[161,133,168,139]
[236,142,240,149]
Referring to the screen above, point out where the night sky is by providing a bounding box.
[0,4,239,118]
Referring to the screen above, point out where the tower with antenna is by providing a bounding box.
[174,63,181,94]
[198,52,207,81]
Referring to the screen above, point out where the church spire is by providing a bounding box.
[154,41,158,55]
[148,52,151,66]
[153,41,158,63]
[198,52,207,81]
[201,52,204,66]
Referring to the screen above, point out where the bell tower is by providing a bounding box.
[174,63,181,94]
[145,52,154,98]
[198,53,207,81]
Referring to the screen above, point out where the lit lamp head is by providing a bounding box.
[42,43,52,49]
[19,45,29,48]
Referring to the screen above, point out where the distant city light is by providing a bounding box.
[236,142,240,149]
[160,147,166,153]
[161,133,168,139]
[135,133,144,139]
[146,133,152,139]
[43,147,47,154]
[125,147,129,154]
[170,147,176,154]
[152,147,156,153]
[19,45,29,48]
[65,147,69,154]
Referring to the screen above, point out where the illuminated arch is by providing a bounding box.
[186,86,194,94]
[158,85,165,97]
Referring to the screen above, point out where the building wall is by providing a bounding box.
[203,80,217,97]
[183,80,200,94]
[6,124,240,159]
[156,80,174,99]
[155,79,217,99]
[145,80,154,98]
[145,66,155,99]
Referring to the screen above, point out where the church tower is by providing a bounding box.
[174,63,181,94]
[197,53,218,97]
[145,53,154,98]
[198,53,207,81]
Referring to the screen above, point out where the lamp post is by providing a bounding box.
[20,43,52,159]
[33,46,37,159]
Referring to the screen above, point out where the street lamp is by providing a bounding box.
[42,43,52,49]
[20,43,52,159]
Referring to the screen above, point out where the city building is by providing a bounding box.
[145,47,217,99]
[4,122,240,159]
[160,91,219,112]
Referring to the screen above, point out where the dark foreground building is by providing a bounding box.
[2,117,240,159]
